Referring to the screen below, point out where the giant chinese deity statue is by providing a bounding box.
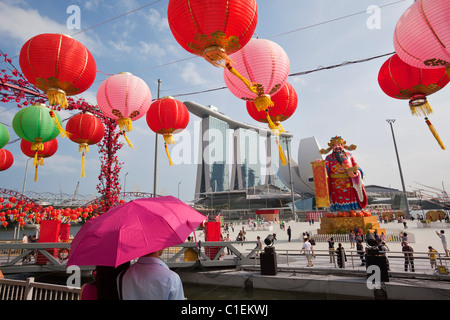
[314,136,368,212]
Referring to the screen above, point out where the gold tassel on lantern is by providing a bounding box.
[31,140,44,167]
[266,111,280,136]
[276,122,286,133]
[122,132,134,149]
[254,94,274,112]
[163,133,175,145]
[203,46,234,68]
[225,62,257,95]
[164,142,174,166]
[118,118,134,148]
[409,96,433,117]
[79,143,89,178]
[425,117,445,150]
[34,158,44,182]
[118,117,133,132]
[47,88,68,109]
[49,110,70,138]
[276,138,287,166]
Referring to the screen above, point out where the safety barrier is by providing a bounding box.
[310,229,415,243]
[0,277,80,300]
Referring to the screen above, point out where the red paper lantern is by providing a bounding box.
[378,54,448,149]
[246,82,298,133]
[65,113,105,177]
[378,54,449,114]
[19,33,97,109]
[146,97,189,165]
[167,0,258,67]
[21,138,58,181]
[394,0,450,73]
[0,149,14,171]
[96,72,152,148]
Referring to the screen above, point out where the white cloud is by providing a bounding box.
[139,41,166,58]
[145,8,169,32]
[180,62,209,86]
[108,40,132,53]
[0,2,104,56]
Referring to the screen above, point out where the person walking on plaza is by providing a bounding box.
[287,226,291,242]
[428,246,438,270]
[336,243,346,268]
[225,233,232,255]
[326,236,335,264]
[118,249,185,300]
[356,240,365,266]
[349,230,355,249]
[402,242,415,272]
[379,241,390,271]
[301,238,314,267]
[436,230,449,257]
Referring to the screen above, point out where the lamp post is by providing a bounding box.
[153,79,161,197]
[178,181,181,199]
[123,172,129,198]
[386,119,411,218]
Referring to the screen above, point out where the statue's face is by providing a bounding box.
[332,143,343,153]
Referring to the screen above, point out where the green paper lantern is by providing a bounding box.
[0,123,9,149]
[12,104,60,156]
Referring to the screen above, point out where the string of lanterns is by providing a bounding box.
[5,0,450,224]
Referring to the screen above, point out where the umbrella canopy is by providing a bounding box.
[67,196,206,267]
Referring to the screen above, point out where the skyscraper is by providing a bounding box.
[184,101,291,200]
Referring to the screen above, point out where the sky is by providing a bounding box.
[1,0,449,203]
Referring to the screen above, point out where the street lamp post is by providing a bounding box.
[178,181,181,199]
[153,79,161,197]
[386,119,411,218]
[123,172,129,198]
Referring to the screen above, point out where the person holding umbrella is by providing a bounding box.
[117,249,184,300]
[67,196,206,300]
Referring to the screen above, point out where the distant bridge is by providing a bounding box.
[0,188,159,208]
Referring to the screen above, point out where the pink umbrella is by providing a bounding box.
[67,196,206,267]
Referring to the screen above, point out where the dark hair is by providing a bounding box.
[95,262,130,300]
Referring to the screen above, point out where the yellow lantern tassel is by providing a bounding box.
[122,132,134,149]
[446,66,450,80]
[34,165,39,182]
[203,46,234,68]
[276,122,286,133]
[163,133,175,145]
[225,62,258,95]
[79,143,88,178]
[254,94,274,112]
[266,111,280,136]
[47,88,68,109]
[33,158,44,182]
[276,138,287,166]
[49,110,70,138]
[409,99,433,117]
[31,141,44,166]
[81,152,86,178]
[164,142,174,166]
[118,118,133,132]
[425,117,445,150]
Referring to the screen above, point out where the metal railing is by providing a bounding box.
[0,277,80,300]
[259,248,450,275]
[0,241,261,275]
[310,229,415,243]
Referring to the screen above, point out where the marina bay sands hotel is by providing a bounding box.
[184,101,322,214]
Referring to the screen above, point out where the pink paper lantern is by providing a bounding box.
[96,72,152,147]
[224,38,290,112]
[394,0,450,71]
